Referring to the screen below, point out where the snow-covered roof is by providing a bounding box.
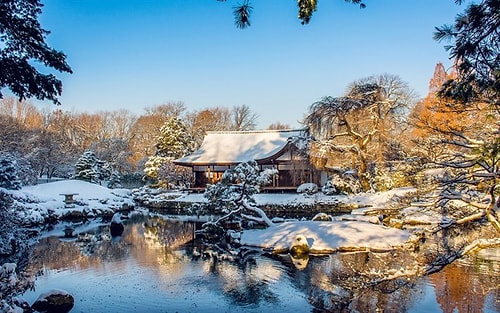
[174,129,307,166]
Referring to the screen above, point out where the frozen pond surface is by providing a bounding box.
[22,215,500,312]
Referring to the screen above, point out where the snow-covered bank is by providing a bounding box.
[240,220,412,254]
[159,186,416,209]
[7,180,134,224]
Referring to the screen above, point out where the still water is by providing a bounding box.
[22,215,500,313]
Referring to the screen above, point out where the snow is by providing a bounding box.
[174,129,306,165]
[20,180,126,200]
[165,186,416,210]
[297,182,318,194]
[7,180,134,221]
[240,220,411,253]
[35,289,70,300]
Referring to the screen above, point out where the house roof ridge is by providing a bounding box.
[206,128,307,135]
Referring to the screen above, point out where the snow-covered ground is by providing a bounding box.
[148,186,415,209]
[240,220,411,253]
[6,180,134,224]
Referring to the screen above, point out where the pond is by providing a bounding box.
[22,214,500,313]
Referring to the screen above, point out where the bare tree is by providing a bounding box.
[410,63,500,236]
[267,122,292,130]
[0,97,43,129]
[184,106,233,145]
[231,104,258,131]
[143,101,186,117]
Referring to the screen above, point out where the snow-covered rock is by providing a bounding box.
[297,183,318,194]
[289,234,310,256]
[31,289,74,313]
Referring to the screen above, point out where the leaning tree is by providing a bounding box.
[304,74,416,191]
[195,160,277,242]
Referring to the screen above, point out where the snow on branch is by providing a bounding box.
[202,160,277,229]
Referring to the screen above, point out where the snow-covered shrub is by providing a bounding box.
[370,166,394,192]
[370,161,422,191]
[73,151,114,185]
[107,171,122,189]
[328,170,362,194]
[143,157,191,189]
[143,155,166,185]
[297,183,318,195]
[0,153,37,189]
[321,181,337,195]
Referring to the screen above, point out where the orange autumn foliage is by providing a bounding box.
[410,63,486,139]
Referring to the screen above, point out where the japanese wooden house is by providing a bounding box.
[173,129,323,191]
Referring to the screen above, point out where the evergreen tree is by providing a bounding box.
[224,0,366,29]
[155,117,196,159]
[0,154,21,190]
[434,0,500,106]
[0,0,72,104]
[73,151,115,184]
[195,160,277,242]
[144,117,196,187]
[74,151,98,183]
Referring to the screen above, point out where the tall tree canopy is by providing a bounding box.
[434,0,500,106]
[0,0,72,104]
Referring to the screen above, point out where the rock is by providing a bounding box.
[297,183,319,195]
[312,213,332,221]
[61,210,86,221]
[31,289,74,313]
[368,215,381,224]
[289,234,310,257]
[110,213,125,236]
[110,222,124,236]
[63,226,74,238]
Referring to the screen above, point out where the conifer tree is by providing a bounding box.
[0,0,72,104]
[0,154,22,190]
[144,117,196,187]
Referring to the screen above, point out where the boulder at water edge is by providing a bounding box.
[110,213,124,236]
[289,234,310,257]
[31,289,74,313]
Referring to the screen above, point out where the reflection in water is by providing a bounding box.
[22,215,500,313]
[430,249,500,313]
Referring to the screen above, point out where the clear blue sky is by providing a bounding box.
[35,0,465,129]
